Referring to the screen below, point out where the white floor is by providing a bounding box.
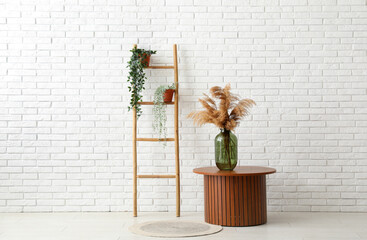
[0,212,366,240]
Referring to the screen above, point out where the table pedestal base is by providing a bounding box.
[204,175,267,227]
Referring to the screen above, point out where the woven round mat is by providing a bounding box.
[129,220,222,238]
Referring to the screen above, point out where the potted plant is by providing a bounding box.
[127,46,156,118]
[188,84,256,170]
[163,86,175,103]
[153,84,176,144]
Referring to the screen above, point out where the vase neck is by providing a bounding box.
[220,129,231,134]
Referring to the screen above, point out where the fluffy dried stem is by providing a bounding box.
[188,84,256,131]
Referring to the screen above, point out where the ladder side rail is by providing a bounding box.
[132,44,138,217]
[173,44,180,217]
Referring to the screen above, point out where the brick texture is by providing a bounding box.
[1,0,367,212]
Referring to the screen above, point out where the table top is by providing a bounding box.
[193,166,276,176]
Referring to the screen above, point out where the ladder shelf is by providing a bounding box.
[132,44,180,217]
[145,66,174,69]
[138,101,175,105]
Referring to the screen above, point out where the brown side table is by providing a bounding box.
[193,166,276,227]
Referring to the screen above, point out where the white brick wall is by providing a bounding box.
[1,0,367,212]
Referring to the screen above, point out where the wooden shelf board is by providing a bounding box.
[137,138,175,142]
[137,175,176,179]
[145,66,174,69]
[139,101,174,105]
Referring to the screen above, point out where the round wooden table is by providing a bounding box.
[193,166,276,227]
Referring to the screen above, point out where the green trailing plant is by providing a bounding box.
[153,84,176,144]
[127,46,156,118]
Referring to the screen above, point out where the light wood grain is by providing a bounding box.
[138,101,174,105]
[145,66,174,69]
[132,44,138,217]
[136,138,174,142]
[173,44,180,217]
[137,175,176,178]
[132,44,180,217]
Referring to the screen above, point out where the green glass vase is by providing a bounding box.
[215,129,238,171]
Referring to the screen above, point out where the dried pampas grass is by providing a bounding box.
[188,84,255,131]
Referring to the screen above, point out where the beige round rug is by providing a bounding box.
[129,220,222,238]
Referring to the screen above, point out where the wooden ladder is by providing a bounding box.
[132,44,180,217]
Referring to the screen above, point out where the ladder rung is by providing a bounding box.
[145,66,174,69]
[137,174,176,178]
[137,138,175,142]
[139,101,174,105]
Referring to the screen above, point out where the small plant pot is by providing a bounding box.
[139,53,151,67]
[163,89,175,103]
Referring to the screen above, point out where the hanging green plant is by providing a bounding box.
[153,84,176,145]
[127,46,156,118]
